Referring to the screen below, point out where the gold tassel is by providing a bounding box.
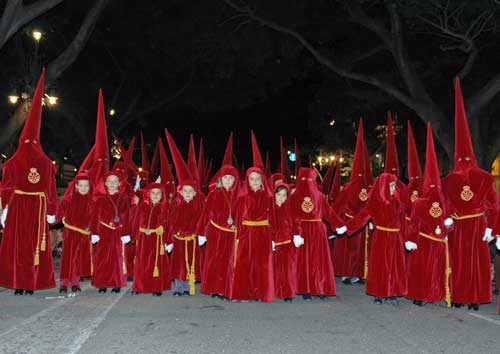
[160,243,165,255]
[189,273,196,295]
[153,265,159,277]
[34,250,40,265]
[40,234,46,251]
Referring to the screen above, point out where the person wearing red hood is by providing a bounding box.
[345,172,407,304]
[442,78,499,310]
[90,170,131,293]
[227,132,275,302]
[57,173,94,293]
[333,119,373,285]
[132,183,172,296]
[0,70,57,295]
[272,183,304,301]
[291,167,346,300]
[196,164,240,298]
[405,123,454,307]
[165,130,204,296]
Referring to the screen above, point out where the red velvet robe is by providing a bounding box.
[406,192,450,304]
[228,188,275,302]
[132,202,171,293]
[272,200,300,299]
[346,174,407,298]
[57,192,93,286]
[167,196,203,284]
[0,148,57,290]
[196,186,238,297]
[442,168,499,304]
[333,179,370,279]
[90,192,130,288]
[291,193,343,296]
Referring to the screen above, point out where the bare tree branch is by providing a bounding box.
[46,0,109,83]
[0,0,65,49]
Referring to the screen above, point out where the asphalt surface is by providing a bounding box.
[0,267,499,354]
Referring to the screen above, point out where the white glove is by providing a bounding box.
[496,238,500,250]
[198,235,207,246]
[328,234,336,240]
[120,235,131,244]
[166,243,174,253]
[47,215,55,224]
[133,175,141,192]
[91,235,100,244]
[482,228,494,242]
[336,226,347,235]
[368,222,374,230]
[444,218,453,228]
[1,208,8,228]
[405,241,417,251]
[272,241,276,251]
[293,235,304,248]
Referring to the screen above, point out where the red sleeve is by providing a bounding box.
[46,165,58,215]
[345,205,371,235]
[0,163,14,208]
[323,196,344,229]
[90,197,102,235]
[56,197,70,223]
[484,183,499,229]
[196,193,213,236]
[120,196,131,237]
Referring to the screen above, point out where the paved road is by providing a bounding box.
[0,277,499,354]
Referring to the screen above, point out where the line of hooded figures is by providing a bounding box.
[0,70,499,314]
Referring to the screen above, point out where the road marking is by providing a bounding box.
[0,283,130,354]
[468,312,500,325]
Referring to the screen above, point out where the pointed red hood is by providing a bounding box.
[150,137,160,180]
[454,77,477,169]
[350,118,366,183]
[251,130,264,169]
[321,160,336,195]
[197,137,205,185]
[165,129,196,189]
[158,138,176,197]
[264,151,271,177]
[384,111,400,178]
[279,136,290,183]
[329,161,342,202]
[87,89,110,184]
[140,132,150,173]
[294,138,301,178]
[423,122,441,194]
[362,141,374,187]
[407,121,422,181]
[19,69,45,145]
[222,132,234,167]
[188,134,200,189]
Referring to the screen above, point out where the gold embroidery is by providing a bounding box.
[301,197,314,213]
[460,185,474,201]
[429,202,443,218]
[358,188,368,202]
[410,190,419,203]
[27,168,41,184]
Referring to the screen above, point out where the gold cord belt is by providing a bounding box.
[63,219,90,235]
[15,190,46,265]
[210,219,237,233]
[451,212,484,220]
[275,240,292,246]
[140,225,164,277]
[242,219,269,226]
[300,219,322,222]
[209,220,239,268]
[174,233,197,294]
[375,225,400,232]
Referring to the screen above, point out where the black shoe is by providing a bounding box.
[318,295,327,300]
[183,291,190,296]
[342,278,352,285]
[373,297,383,304]
[452,302,463,308]
[468,303,479,311]
[131,291,139,295]
[211,294,218,298]
[173,291,182,296]
[14,289,24,295]
[98,288,107,293]
[59,286,68,294]
[493,289,499,295]
[153,292,162,297]
[111,288,121,293]
[302,294,312,300]
[24,290,34,295]
[284,298,293,302]
[385,296,398,305]
[127,276,133,282]
[413,300,423,306]
[71,286,81,293]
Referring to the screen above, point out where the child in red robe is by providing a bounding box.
[346,173,407,304]
[228,167,275,302]
[57,173,93,293]
[272,183,303,301]
[291,167,346,300]
[196,164,240,298]
[90,171,131,293]
[132,183,172,296]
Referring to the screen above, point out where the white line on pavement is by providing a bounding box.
[468,312,500,325]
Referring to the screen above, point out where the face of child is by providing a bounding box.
[105,175,120,194]
[181,185,196,202]
[248,172,263,192]
[275,188,288,206]
[389,181,397,196]
[75,180,90,195]
[150,188,163,204]
[221,175,235,190]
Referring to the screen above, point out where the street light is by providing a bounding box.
[32,30,42,42]
[8,95,19,104]
[109,109,116,116]
[44,94,58,106]
[329,119,335,126]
